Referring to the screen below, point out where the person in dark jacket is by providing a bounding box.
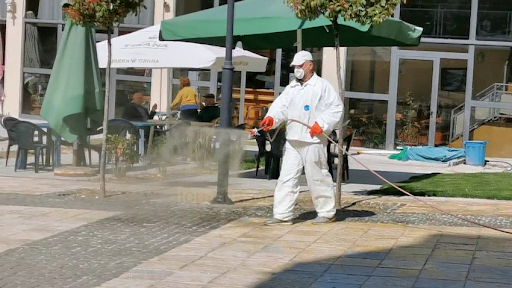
[197,93,220,123]
[122,92,157,122]
[122,92,158,147]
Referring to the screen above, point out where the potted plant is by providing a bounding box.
[106,134,140,177]
[363,123,386,149]
[398,92,420,145]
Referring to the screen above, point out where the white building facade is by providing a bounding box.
[2,0,510,154]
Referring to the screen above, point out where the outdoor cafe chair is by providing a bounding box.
[1,116,19,167]
[266,129,286,180]
[253,129,270,177]
[85,119,141,167]
[12,121,50,173]
[327,129,356,182]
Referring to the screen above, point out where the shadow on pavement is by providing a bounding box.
[344,169,427,186]
[250,232,511,288]
[236,168,426,187]
[294,208,376,223]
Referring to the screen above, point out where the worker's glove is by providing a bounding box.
[309,122,323,138]
[260,117,274,132]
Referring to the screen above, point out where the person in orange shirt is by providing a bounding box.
[170,77,200,121]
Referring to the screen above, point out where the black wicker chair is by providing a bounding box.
[327,130,356,182]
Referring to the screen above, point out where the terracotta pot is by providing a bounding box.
[31,104,41,115]
[352,138,364,147]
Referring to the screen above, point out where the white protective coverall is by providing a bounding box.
[266,73,344,221]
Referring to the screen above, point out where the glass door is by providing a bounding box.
[395,57,440,146]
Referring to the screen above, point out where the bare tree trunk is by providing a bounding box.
[332,19,345,209]
[99,28,112,198]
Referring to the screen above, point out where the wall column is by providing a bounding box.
[3,0,26,117]
[321,47,347,95]
[150,0,175,112]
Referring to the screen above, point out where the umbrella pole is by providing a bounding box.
[166,68,172,118]
[239,71,246,125]
[211,0,235,205]
[297,29,302,51]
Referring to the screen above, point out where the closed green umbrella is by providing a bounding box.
[159,0,423,49]
[41,20,103,143]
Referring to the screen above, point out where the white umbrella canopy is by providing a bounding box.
[96,24,268,72]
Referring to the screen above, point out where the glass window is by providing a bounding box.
[24,22,58,69]
[176,0,213,16]
[346,99,388,149]
[26,0,63,21]
[21,73,51,115]
[115,80,151,118]
[121,0,154,26]
[346,47,391,94]
[0,2,6,19]
[438,58,467,146]
[473,46,511,99]
[400,0,471,39]
[173,69,211,81]
[477,0,512,41]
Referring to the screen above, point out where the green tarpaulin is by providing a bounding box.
[40,20,103,143]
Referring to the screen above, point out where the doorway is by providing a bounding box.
[390,50,469,147]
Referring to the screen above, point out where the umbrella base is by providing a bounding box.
[54,166,98,177]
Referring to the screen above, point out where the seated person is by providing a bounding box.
[122,92,159,148]
[122,92,157,122]
[197,94,220,123]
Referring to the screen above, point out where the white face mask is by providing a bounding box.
[294,68,305,80]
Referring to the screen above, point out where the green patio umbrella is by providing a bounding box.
[40,20,103,143]
[159,0,423,49]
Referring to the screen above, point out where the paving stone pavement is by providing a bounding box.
[100,219,512,288]
[1,187,512,287]
[0,191,260,288]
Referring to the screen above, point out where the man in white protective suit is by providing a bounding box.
[260,50,344,225]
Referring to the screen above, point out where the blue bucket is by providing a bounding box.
[463,141,488,167]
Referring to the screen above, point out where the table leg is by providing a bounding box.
[45,129,53,167]
[147,126,155,161]
[139,128,145,163]
[53,137,61,169]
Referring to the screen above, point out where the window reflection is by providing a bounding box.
[347,99,388,149]
[400,0,471,39]
[477,1,512,41]
[346,47,391,94]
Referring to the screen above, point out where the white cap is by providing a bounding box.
[290,51,313,67]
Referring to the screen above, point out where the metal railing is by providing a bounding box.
[449,83,512,143]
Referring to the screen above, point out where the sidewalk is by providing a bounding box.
[99,218,512,288]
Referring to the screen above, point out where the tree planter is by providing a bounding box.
[106,135,139,179]
[112,161,127,178]
[157,165,167,176]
